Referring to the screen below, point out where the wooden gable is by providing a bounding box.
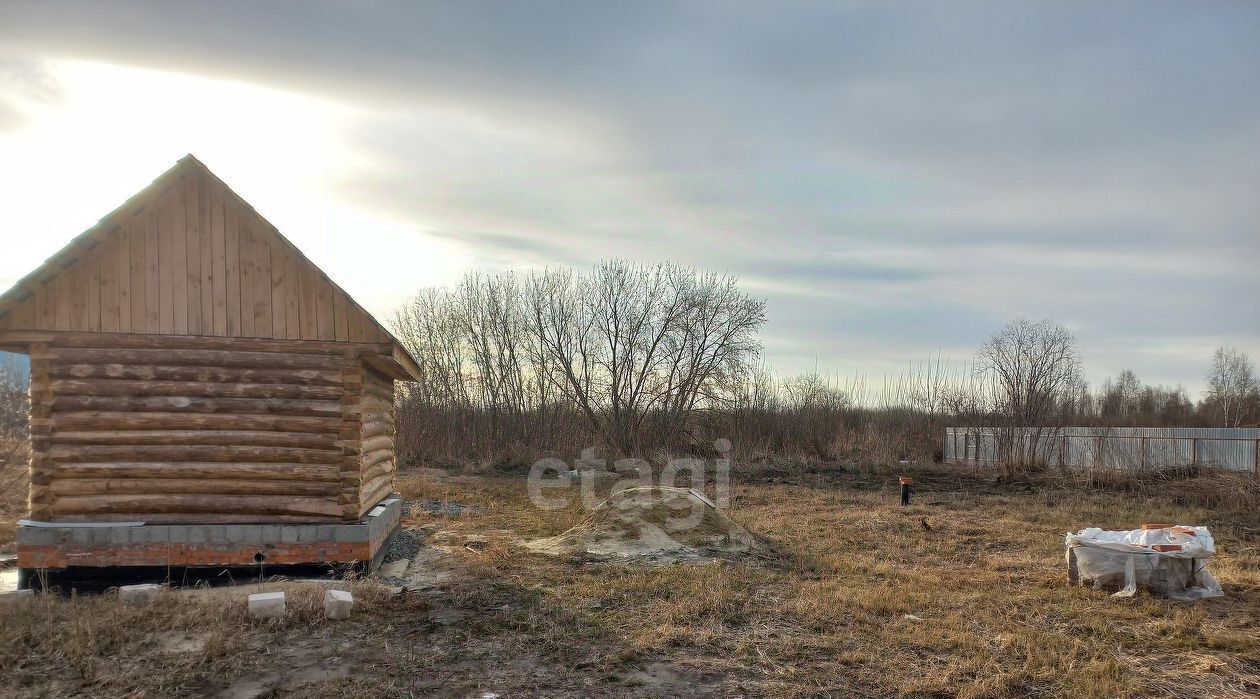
[0,156,400,347]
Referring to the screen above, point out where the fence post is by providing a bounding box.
[1191,437,1199,467]
[1059,435,1066,467]
[1141,436,1148,470]
[1254,439,1258,477]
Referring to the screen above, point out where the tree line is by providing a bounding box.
[389,259,1256,469]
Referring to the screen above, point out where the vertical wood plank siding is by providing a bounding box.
[0,167,391,343]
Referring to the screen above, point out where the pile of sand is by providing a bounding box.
[524,486,769,564]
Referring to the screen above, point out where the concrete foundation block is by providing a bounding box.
[334,525,369,543]
[249,591,286,619]
[324,589,353,620]
[1,589,35,603]
[240,525,263,544]
[119,583,163,606]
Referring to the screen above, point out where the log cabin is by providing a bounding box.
[1,156,417,579]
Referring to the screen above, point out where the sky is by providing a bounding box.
[0,1,1257,394]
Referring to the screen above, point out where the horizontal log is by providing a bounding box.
[361,421,394,439]
[358,477,394,517]
[49,412,343,433]
[45,348,343,370]
[51,494,342,518]
[49,444,343,464]
[50,378,342,400]
[51,462,341,482]
[51,395,342,417]
[363,450,393,470]
[361,460,394,484]
[51,363,343,386]
[362,383,394,399]
[10,330,395,355]
[361,435,394,454]
[52,430,336,449]
[50,478,342,497]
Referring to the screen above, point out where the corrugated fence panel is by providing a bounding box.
[944,427,1260,473]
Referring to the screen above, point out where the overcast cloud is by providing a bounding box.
[0,1,1256,391]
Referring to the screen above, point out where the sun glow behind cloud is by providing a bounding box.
[0,59,469,320]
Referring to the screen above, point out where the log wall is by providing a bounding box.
[358,367,396,517]
[28,335,397,524]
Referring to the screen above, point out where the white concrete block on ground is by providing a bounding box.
[324,589,353,619]
[0,589,35,602]
[248,591,286,619]
[119,583,163,606]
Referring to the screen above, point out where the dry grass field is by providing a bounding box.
[2,464,1258,698]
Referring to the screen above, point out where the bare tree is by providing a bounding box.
[975,318,1083,466]
[527,261,765,453]
[390,261,765,462]
[1204,347,1258,427]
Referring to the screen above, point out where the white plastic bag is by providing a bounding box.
[1065,526,1223,600]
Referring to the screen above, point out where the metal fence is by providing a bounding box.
[943,426,1260,474]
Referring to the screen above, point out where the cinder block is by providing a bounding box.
[206,527,227,544]
[260,525,281,543]
[92,528,113,545]
[334,525,369,543]
[20,527,57,546]
[169,526,189,544]
[147,526,170,544]
[280,527,299,544]
[110,528,131,545]
[225,525,245,543]
[118,583,162,606]
[241,525,263,544]
[248,591,286,619]
[324,589,353,620]
[70,528,93,546]
[188,527,207,544]
[297,526,320,543]
[129,528,149,544]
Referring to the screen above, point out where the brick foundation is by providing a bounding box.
[16,496,400,571]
